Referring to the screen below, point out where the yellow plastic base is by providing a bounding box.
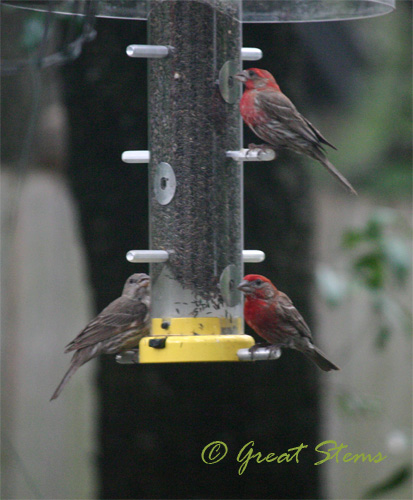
[138,317,254,363]
[139,334,254,363]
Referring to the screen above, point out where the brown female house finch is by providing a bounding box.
[235,68,357,195]
[50,273,150,400]
[238,274,339,371]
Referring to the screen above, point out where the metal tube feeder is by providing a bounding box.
[142,0,252,362]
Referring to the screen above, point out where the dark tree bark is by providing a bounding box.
[62,17,320,500]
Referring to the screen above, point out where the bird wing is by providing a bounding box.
[301,115,337,150]
[65,298,149,352]
[276,292,313,341]
[256,90,336,150]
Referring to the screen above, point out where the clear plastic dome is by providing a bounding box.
[2,0,396,23]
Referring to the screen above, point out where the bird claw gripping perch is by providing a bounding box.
[246,144,276,160]
[226,148,276,162]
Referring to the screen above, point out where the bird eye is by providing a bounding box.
[255,279,263,286]
[129,278,137,284]
[248,70,256,78]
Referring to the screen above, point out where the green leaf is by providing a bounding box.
[365,218,383,240]
[353,253,385,290]
[342,228,365,249]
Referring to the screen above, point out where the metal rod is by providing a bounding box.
[116,350,139,364]
[241,48,262,61]
[237,347,282,361]
[227,148,276,161]
[242,250,265,263]
[122,149,275,164]
[126,44,260,60]
[126,249,265,263]
[122,150,150,163]
[126,250,169,263]
[126,44,171,58]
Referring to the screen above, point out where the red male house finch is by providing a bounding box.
[238,274,339,371]
[235,68,356,195]
[50,273,150,400]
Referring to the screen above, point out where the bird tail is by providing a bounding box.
[318,155,357,196]
[50,351,84,401]
[302,344,340,372]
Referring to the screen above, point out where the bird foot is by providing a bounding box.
[246,143,274,155]
[267,344,282,360]
[245,144,276,161]
[248,342,271,353]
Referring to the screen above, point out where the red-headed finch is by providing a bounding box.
[235,68,356,195]
[50,273,150,400]
[238,274,339,371]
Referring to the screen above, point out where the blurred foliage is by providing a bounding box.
[317,2,412,197]
[317,208,412,348]
[21,12,45,51]
[337,391,383,417]
[363,465,412,499]
[0,6,95,76]
[318,208,412,499]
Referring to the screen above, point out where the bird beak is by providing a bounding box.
[237,280,253,294]
[234,71,248,83]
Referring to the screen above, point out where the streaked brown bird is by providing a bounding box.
[238,274,340,371]
[235,68,357,195]
[50,273,150,400]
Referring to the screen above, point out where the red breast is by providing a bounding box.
[244,295,278,338]
[239,90,268,127]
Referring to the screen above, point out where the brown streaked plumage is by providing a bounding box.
[50,273,150,400]
[235,68,357,195]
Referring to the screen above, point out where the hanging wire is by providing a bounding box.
[0,0,97,75]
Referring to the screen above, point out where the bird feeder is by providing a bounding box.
[5,0,395,363]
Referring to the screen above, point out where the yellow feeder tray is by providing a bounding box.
[139,317,254,363]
